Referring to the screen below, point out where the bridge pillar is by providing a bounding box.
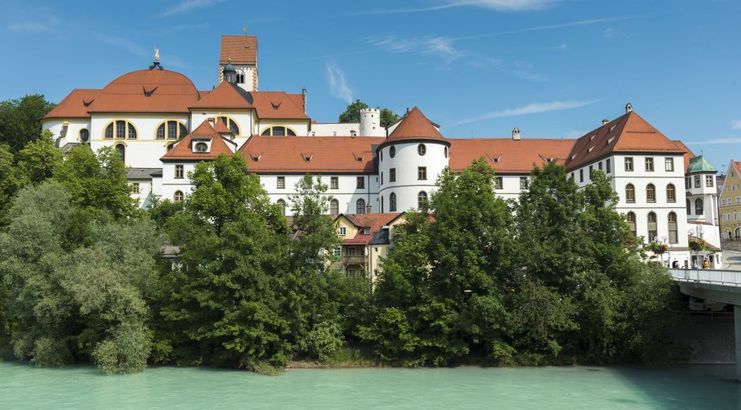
[736,306,741,381]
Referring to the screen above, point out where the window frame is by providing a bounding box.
[418,166,427,181]
[277,176,286,189]
[645,157,654,172]
[624,157,634,172]
[175,164,184,179]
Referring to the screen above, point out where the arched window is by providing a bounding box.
[261,126,296,136]
[174,191,184,202]
[666,184,676,203]
[277,199,286,216]
[79,129,90,143]
[695,198,704,215]
[218,116,240,135]
[647,212,657,242]
[668,212,678,244]
[330,199,339,216]
[625,183,635,203]
[686,198,691,215]
[389,192,397,212]
[381,196,384,213]
[156,121,188,140]
[356,198,366,214]
[389,146,396,158]
[418,144,426,156]
[444,146,448,158]
[115,144,125,163]
[104,120,137,140]
[646,184,656,203]
[626,212,637,237]
[418,191,428,209]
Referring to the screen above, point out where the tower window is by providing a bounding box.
[418,167,427,180]
[389,146,396,158]
[236,73,245,84]
[389,193,397,212]
[390,168,396,182]
[418,191,428,209]
[418,144,426,156]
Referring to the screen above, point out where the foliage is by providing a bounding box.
[16,130,62,185]
[298,320,345,361]
[0,182,161,374]
[0,94,55,152]
[0,143,24,223]
[338,99,399,128]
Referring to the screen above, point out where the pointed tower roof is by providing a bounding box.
[380,107,447,149]
[687,155,717,174]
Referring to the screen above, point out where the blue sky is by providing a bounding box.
[1,0,740,171]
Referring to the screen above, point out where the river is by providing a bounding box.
[0,362,739,409]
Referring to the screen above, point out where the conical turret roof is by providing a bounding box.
[383,107,446,147]
[688,155,717,174]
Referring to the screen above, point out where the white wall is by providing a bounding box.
[310,123,359,136]
[259,174,378,215]
[42,119,91,147]
[161,162,198,201]
[378,141,448,212]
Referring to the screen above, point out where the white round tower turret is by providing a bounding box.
[376,107,449,213]
[360,107,382,136]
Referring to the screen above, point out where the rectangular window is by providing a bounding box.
[175,164,184,179]
[598,162,603,171]
[665,157,674,172]
[356,176,365,189]
[706,175,714,187]
[277,176,285,189]
[589,165,593,178]
[579,169,584,183]
[495,177,503,190]
[132,182,140,194]
[606,159,611,174]
[330,177,338,189]
[418,167,427,180]
[116,121,126,139]
[390,168,396,182]
[338,226,347,236]
[333,247,341,257]
[625,157,634,172]
[380,172,383,185]
[520,177,528,189]
[694,175,701,188]
[645,157,654,172]
[685,177,691,189]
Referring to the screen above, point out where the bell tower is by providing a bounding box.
[218,34,258,91]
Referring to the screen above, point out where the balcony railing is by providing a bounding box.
[669,269,741,288]
[343,255,366,265]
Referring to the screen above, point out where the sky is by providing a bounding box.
[1,0,740,171]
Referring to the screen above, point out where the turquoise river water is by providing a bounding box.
[1,362,740,409]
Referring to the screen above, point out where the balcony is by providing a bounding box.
[343,255,366,265]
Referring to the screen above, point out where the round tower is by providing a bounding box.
[376,107,449,213]
[359,107,382,136]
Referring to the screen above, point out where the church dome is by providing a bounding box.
[88,69,200,113]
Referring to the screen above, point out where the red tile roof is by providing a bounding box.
[251,91,308,120]
[220,35,258,65]
[565,112,685,171]
[240,136,384,173]
[190,81,252,109]
[672,140,694,172]
[337,213,404,245]
[383,107,445,146]
[43,89,100,119]
[87,69,200,114]
[161,120,236,161]
[448,138,574,174]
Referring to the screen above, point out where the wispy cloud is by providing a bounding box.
[354,0,555,15]
[159,0,226,18]
[368,35,464,63]
[8,22,55,32]
[326,62,353,104]
[94,33,148,57]
[455,15,641,41]
[456,100,598,125]
[686,137,741,146]
[731,121,741,130]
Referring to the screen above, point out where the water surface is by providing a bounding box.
[0,362,738,409]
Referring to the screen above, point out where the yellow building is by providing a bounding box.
[719,160,741,240]
[333,213,406,284]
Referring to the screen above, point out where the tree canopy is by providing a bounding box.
[0,94,55,152]
[338,99,400,128]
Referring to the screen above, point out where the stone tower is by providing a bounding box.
[218,35,258,91]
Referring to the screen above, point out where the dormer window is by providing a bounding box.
[194,142,209,153]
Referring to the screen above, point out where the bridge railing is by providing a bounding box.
[669,269,741,288]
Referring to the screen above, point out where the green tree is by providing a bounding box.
[160,154,293,370]
[53,145,135,219]
[0,144,24,223]
[0,94,56,152]
[338,100,399,128]
[16,130,62,185]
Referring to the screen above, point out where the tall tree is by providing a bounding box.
[0,95,55,152]
[338,100,399,128]
[16,130,62,185]
[0,144,23,223]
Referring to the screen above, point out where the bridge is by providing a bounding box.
[669,268,741,381]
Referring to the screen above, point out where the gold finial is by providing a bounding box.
[154,48,160,63]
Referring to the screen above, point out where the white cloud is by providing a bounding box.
[354,0,554,15]
[159,0,226,18]
[8,22,54,32]
[731,121,741,130]
[326,62,353,104]
[94,33,148,57]
[368,35,464,63]
[456,100,598,125]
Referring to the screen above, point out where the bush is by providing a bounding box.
[299,320,345,362]
[92,321,151,375]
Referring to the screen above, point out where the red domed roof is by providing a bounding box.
[87,69,200,114]
[381,107,447,148]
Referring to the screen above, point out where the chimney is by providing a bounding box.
[512,127,521,141]
[366,204,372,213]
[602,119,609,126]
[625,103,633,113]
